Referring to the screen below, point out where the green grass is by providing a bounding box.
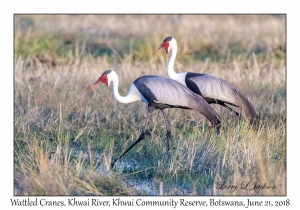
[14,14,286,195]
[15,15,285,64]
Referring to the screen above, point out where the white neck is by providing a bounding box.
[167,41,187,86]
[167,43,178,79]
[111,73,142,104]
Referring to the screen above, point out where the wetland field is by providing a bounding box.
[14,14,286,195]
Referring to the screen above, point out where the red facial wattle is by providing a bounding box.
[161,42,169,54]
[87,74,108,91]
[99,74,108,86]
[153,41,170,55]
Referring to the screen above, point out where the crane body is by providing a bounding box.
[153,36,257,123]
[87,70,221,165]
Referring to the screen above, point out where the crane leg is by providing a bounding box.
[161,110,172,164]
[112,108,153,168]
[161,110,172,152]
[222,103,240,117]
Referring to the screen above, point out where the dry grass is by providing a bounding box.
[14,137,137,196]
[14,14,286,195]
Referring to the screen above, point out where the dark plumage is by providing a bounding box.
[87,70,221,166]
[185,73,257,120]
[154,36,257,123]
[134,76,221,126]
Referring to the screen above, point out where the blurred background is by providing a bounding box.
[15,15,285,68]
[14,15,286,196]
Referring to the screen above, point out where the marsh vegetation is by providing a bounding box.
[14,14,286,195]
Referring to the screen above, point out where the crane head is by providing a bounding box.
[87,70,112,91]
[153,36,173,55]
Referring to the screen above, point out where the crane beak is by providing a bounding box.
[87,75,108,91]
[153,46,163,55]
[87,80,100,91]
[153,42,169,55]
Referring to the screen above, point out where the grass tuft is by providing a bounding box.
[14,14,286,195]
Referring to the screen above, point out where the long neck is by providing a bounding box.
[167,44,178,79]
[111,76,141,104]
[166,44,188,86]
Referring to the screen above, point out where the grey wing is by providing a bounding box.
[187,75,256,119]
[142,77,192,106]
[187,75,238,104]
[138,76,221,126]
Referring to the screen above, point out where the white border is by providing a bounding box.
[2,0,299,209]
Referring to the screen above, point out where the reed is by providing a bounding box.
[14,14,286,195]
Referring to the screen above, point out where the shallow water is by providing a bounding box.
[95,157,200,196]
